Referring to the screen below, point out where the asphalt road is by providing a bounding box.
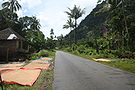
[53,51,135,90]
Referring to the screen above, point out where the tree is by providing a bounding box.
[63,18,74,30]
[26,30,45,51]
[19,16,41,32]
[0,8,19,30]
[65,5,85,28]
[98,0,129,49]
[50,28,54,39]
[65,5,85,43]
[0,0,20,30]
[18,16,44,51]
[2,0,21,13]
[63,18,74,45]
[57,34,64,48]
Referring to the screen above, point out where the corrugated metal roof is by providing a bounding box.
[0,28,25,40]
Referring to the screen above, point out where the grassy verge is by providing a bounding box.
[0,50,55,90]
[64,51,135,73]
[99,59,135,73]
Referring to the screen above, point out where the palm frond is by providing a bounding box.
[2,2,10,8]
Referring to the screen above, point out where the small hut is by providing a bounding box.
[0,28,28,62]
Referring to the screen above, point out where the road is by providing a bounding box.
[53,51,135,90]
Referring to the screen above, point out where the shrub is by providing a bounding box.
[84,48,97,55]
[30,53,39,60]
[71,44,78,51]
[65,47,72,52]
[72,50,80,55]
[118,51,135,59]
[38,50,49,57]
[77,45,86,54]
[30,50,49,60]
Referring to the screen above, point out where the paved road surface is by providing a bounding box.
[53,51,135,90]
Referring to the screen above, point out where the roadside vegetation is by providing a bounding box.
[101,59,135,73]
[55,0,135,73]
[62,44,135,73]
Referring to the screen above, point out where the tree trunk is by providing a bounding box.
[69,27,72,46]
[74,19,77,44]
[122,0,129,50]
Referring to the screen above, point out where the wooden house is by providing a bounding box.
[0,28,28,62]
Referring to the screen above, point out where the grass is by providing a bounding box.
[100,59,135,73]
[0,50,55,90]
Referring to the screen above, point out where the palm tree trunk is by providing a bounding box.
[74,19,77,44]
[69,28,71,46]
[122,0,129,50]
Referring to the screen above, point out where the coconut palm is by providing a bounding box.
[2,0,21,12]
[63,18,74,30]
[63,18,75,45]
[65,5,85,28]
[65,5,85,43]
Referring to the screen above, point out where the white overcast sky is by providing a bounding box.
[0,0,98,38]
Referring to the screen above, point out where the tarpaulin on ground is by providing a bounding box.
[94,58,111,62]
[41,57,52,61]
[1,69,41,86]
[0,58,52,86]
[22,60,50,70]
[0,63,24,72]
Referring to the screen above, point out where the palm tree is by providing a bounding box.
[2,0,21,12]
[65,5,85,43]
[65,5,85,28]
[63,18,74,30]
[30,16,41,31]
[63,18,75,45]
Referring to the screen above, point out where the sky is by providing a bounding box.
[0,0,98,38]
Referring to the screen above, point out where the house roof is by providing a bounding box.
[0,28,25,40]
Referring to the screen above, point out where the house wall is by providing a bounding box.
[0,40,19,58]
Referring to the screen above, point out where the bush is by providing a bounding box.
[71,44,78,51]
[84,48,97,55]
[118,51,135,59]
[38,50,49,57]
[30,53,39,60]
[72,50,80,55]
[77,45,86,54]
[65,47,72,52]
[30,50,49,60]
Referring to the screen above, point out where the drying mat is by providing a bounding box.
[1,69,41,86]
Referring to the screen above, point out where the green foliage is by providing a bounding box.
[63,0,135,58]
[77,45,85,54]
[30,53,39,60]
[38,50,49,57]
[65,47,72,52]
[0,2,45,52]
[45,38,56,50]
[30,50,50,60]
[2,0,21,12]
[84,48,97,55]
[97,37,109,50]
[65,5,85,43]
[72,50,80,55]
